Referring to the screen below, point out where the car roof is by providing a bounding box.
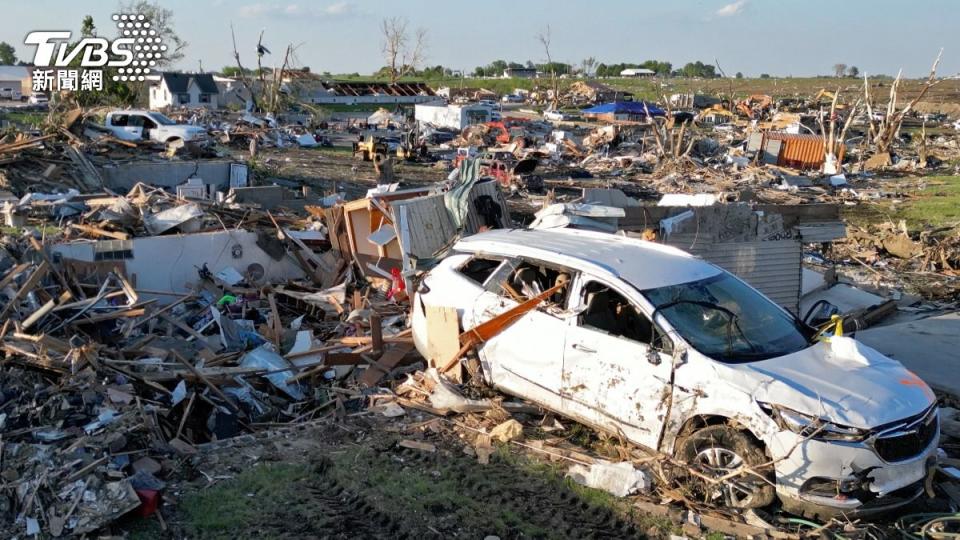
[454,228,721,290]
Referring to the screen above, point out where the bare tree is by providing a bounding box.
[580,56,597,78]
[380,17,427,84]
[817,88,861,173]
[120,0,187,66]
[864,49,944,157]
[230,23,259,110]
[537,26,559,109]
[832,63,848,78]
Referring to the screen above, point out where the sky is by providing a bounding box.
[1,0,956,78]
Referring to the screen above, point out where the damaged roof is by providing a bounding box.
[454,228,721,290]
[324,80,436,97]
[160,72,219,94]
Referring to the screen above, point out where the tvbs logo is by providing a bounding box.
[25,13,166,84]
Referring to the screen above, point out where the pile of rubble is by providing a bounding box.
[0,183,420,536]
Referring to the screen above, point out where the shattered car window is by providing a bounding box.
[482,259,574,315]
[457,256,503,285]
[643,272,812,363]
[579,281,671,352]
[148,112,177,126]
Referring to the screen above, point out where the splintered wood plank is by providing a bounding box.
[0,262,49,319]
[359,342,414,388]
[424,305,461,381]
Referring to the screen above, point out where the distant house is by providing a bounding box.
[148,73,220,109]
[503,67,538,79]
[299,81,437,105]
[0,66,31,99]
[569,81,632,104]
[620,68,656,78]
[214,75,255,109]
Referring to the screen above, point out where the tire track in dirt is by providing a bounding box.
[257,457,415,540]
[349,444,645,539]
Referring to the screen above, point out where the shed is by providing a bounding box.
[760,132,843,170]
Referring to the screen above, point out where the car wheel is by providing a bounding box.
[676,425,775,509]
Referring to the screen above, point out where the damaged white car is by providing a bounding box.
[412,228,939,517]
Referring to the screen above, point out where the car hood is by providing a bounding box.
[725,336,935,429]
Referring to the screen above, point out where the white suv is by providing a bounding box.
[412,228,939,517]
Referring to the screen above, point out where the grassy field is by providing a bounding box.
[328,74,960,105]
[0,110,46,127]
[843,175,960,230]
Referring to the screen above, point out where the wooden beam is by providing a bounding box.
[69,223,130,241]
[440,282,565,374]
[171,351,239,412]
[158,313,212,350]
[0,262,49,320]
[359,342,414,388]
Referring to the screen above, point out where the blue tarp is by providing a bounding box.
[581,101,666,116]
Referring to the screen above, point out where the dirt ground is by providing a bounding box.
[120,415,675,539]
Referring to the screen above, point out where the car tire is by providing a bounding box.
[675,425,776,509]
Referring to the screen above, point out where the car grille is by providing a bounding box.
[872,408,938,462]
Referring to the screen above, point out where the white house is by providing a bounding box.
[0,66,30,99]
[149,73,220,109]
[620,68,656,78]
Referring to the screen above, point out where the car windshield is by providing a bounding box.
[148,112,176,125]
[643,272,813,363]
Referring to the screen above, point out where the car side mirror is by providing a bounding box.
[646,348,661,366]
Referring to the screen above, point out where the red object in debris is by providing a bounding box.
[135,489,160,517]
[387,268,406,300]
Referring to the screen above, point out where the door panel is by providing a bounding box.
[473,291,567,412]
[561,277,674,450]
[562,326,672,449]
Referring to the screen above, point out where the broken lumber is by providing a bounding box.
[439,282,565,374]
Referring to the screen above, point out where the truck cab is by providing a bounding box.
[103,110,208,144]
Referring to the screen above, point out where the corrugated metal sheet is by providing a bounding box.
[391,180,512,263]
[664,236,802,313]
[797,222,847,243]
[762,132,845,170]
[391,194,457,260]
[463,179,512,235]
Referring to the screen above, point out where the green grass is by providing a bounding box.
[0,111,46,126]
[0,225,63,237]
[491,443,680,537]
[180,462,308,537]
[324,74,960,104]
[843,175,960,230]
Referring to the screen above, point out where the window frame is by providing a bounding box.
[572,274,674,354]
[454,254,505,287]
[480,256,578,318]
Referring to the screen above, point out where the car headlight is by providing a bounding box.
[759,403,868,442]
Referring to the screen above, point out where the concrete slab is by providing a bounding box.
[857,312,960,396]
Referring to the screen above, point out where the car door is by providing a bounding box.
[110,114,142,141]
[472,258,574,411]
[413,254,499,363]
[561,275,674,450]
